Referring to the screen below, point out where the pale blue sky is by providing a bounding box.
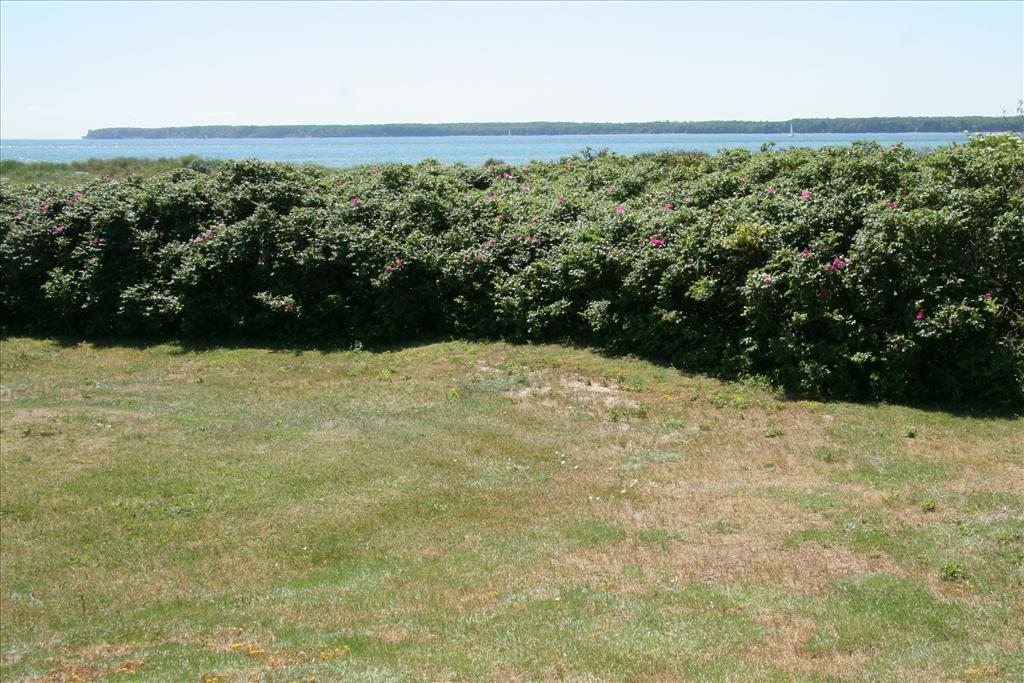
[1,1,1021,138]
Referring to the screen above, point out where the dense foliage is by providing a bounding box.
[3,138,1022,406]
[84,116,1023,139]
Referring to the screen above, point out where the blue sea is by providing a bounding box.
[0,133,969,167]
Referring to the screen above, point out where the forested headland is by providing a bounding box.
[83,116,1022,139]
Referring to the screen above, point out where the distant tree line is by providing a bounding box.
[83,117,1022,139]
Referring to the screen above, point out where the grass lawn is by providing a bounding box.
[1,337,1022,681]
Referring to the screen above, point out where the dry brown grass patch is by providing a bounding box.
[750,614,868,677]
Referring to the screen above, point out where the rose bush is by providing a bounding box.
[3,138,1021,406]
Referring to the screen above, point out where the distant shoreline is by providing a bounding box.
[0,132,981,168]
[0,132,987,143]
[83,116,1021,140]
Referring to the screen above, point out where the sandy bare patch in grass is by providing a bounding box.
[500,368,642,412]
[561,378,641,411]
[508,383,552,401]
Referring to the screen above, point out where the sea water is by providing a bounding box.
[0,132,969,167]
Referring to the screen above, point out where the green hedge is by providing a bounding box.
[3,138,1022,406]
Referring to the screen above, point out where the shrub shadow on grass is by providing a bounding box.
[585,342,1023,419]
[6,333,1021,419]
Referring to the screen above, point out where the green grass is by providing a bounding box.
[1,337,1022,681]
[0,156,218,186]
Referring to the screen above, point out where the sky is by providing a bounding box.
[1,1,1022,139]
